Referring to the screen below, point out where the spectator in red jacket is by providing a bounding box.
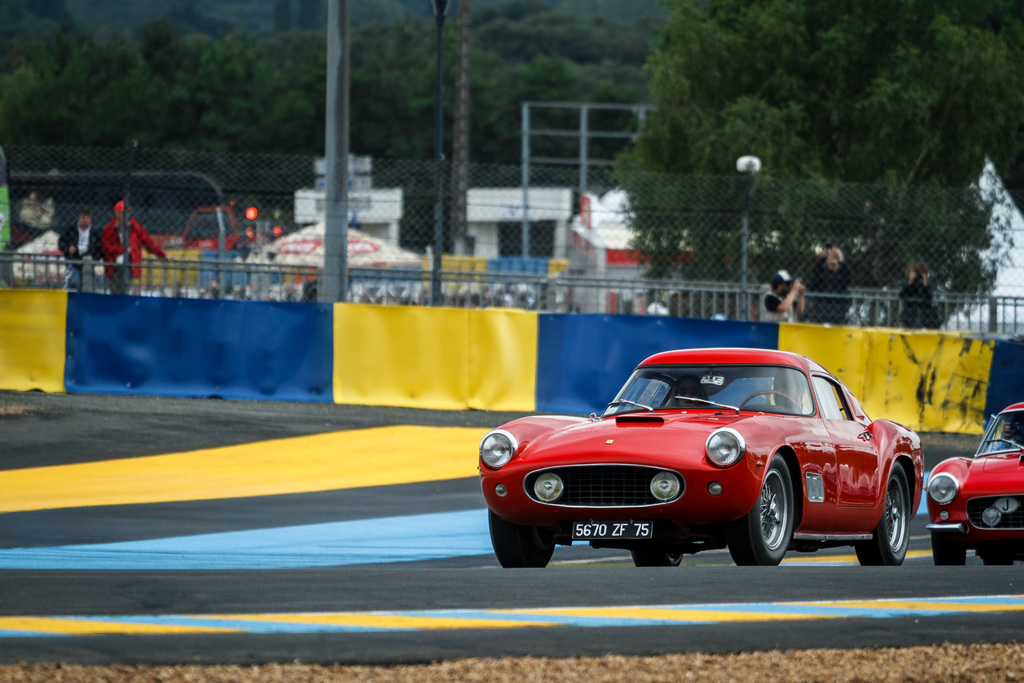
[102,200,168,294]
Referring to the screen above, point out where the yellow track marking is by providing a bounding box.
[501,607,839,623]
[222,613,554,630]
[0,426,487,513]
[0,617,236,635]
[782,549,933,564]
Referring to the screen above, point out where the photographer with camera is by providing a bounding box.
[899,260,940,328]
[761,269,806,322]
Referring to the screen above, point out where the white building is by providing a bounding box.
[294,188,404,246]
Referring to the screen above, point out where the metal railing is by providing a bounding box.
[3,251,1022,335]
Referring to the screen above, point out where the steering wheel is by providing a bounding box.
[739,389,799,412]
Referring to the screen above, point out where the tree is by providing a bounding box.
[620,0,1024,295]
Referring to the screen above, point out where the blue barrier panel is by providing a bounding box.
[65,293,333,401]
[536,314,779,415]
[985,339,1024,418]
[487,256,548,274]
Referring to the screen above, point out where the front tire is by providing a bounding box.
[930,533,967,565]
[488,510,554,568]
[979,552,1014,565]
[856,466,910,566]
[631,547,683,567]
[727,454,794,566]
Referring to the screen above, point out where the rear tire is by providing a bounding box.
[931,533,967,565]
[488,510,554,568]
[855,466,911,566]
[631,547,683,567]
[727,454,793,566]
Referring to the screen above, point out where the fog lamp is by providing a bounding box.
[650,471,681,501]
[708,481,723,496]
[982,507,1002,527]
[534,472,564,502]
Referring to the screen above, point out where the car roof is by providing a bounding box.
[639,348,827,375]
[1000,402,1024,414]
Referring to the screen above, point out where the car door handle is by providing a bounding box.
[858,430,872,441]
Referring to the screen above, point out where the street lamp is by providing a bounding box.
[431,0,452,306]
[736,155,761,321]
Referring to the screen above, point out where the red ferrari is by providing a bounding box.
[479,348,924,567]
[927,403,1024,565]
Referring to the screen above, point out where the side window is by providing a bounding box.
[812,376,851,421]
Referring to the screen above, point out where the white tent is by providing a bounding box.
[258,223,421,269]
[14,229,63,282]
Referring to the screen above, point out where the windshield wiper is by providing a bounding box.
[607,399,654,413]
[675,396,739,413]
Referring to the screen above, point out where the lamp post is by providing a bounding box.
[736,155,761,321]
[431,0,451,306]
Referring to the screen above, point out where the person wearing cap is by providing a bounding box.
[58,206,103,291]
[102,200,168,294]
[761,269,805,322]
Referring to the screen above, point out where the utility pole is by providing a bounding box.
[321,0,350,303]
[450,0,471,256]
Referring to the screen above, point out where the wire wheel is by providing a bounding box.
[758,468,790,552]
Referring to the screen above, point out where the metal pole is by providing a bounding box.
[740,171,754,321]
[322,0,350,303]
[578,104,588,195]
[431,9,447,306]
[521,102,530,257]
[118,140,138,296]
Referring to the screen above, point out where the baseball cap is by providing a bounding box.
[114,200,131,212]
[770,270,793,286]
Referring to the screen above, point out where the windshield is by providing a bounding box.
[977,410,1024,455]
[603,364,815,417]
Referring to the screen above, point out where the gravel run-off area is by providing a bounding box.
[2,642,1023,682]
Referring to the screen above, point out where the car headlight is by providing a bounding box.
[480,429,518,469]
[533,472,564,502]
[706,428,745,467]
[650,470,682,501]
[927,472,959,505]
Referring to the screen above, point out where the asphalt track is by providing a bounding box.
[1,390,1022,665]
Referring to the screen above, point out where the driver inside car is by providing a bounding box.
[1000,413,1024,446]
[671,374,708,407]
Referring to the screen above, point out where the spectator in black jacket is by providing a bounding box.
[807,244,852,324]
[58,207,103,291]
[899,260,940,328]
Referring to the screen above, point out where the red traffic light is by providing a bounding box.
[245,207,258,220]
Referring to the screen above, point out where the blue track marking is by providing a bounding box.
[0,509,494,570]
[0,472,933,571]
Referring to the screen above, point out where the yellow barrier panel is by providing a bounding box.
[780,323,992,434]
[468,308,537,411]
[143,248,201,287]
[333,304,537,411]
[860,330,992,434]
[334,304,471,410]
[0,290,67,393]
[548,258,568,275]
[778,323,869,396]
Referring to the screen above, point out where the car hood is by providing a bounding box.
[512,411,759,465]
[981,451,1024,473]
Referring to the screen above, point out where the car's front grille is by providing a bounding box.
[967,496,1024,529]
[525,465,683,507]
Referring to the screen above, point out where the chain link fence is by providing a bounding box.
[2,143,1022,333]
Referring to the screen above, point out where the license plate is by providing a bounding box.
[572,521,653,541]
